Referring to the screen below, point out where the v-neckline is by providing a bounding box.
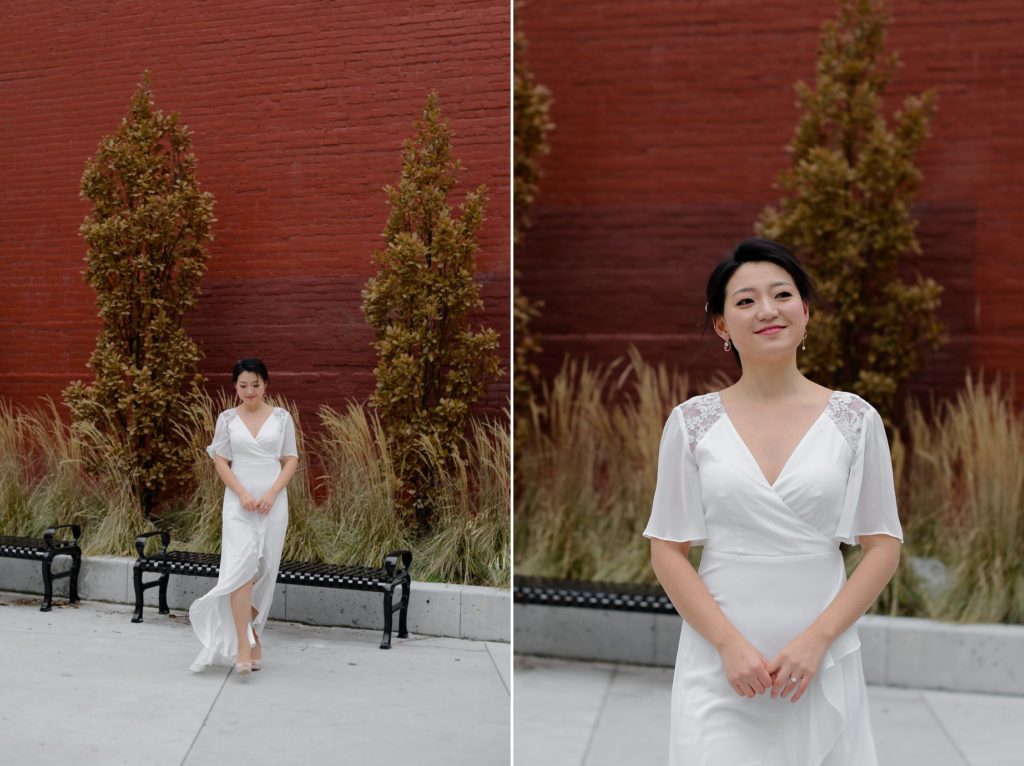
[717,391,835,489]
[235,407,275,441]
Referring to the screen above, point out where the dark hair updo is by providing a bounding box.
[232,357,270,384]
[704,238,817,365]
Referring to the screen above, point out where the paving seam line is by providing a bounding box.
[180,669,232,766]
[486,642,510,695]
[919,692,972,766]
[580,664,619,766]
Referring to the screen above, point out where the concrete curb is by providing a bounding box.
[0,554,509,642]
[514,604,1024,696]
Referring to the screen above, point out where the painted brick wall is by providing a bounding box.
[0,0,509,421]
[517,0,1023,402]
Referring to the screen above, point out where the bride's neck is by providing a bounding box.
[732,359,808,402]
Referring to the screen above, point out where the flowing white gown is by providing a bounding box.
[189,406,298,672]
[644,391,903,766]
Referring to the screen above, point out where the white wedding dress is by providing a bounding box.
[644,391,903,766]
[189,406,298,672]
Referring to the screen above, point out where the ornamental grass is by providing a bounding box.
[895,376,1024,623]
[515,352,1024,625]
[0,394,509,588]
[514,348,691,583]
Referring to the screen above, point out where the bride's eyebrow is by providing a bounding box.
[730,281,793,297]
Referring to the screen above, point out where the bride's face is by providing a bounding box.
[714,261,809,361]
[235,371,267,406]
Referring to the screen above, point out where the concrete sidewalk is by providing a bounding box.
[514,655,1024,766]
[0,591,509,766]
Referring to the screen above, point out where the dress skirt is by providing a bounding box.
[668,549,876,766]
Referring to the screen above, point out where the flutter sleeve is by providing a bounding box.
[279,410,299,459]
[835,405,904,545]
[206,411,232,462]
[643,406,708,545]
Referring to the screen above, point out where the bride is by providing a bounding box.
[189,358,299,675]
[645,238,903,764]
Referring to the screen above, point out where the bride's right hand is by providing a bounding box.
[239,491,259,512]
[719,637,773,698]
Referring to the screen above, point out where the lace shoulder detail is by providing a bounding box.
[679,392,725,453]
[825,391,870,454]
[220,408,238,423]
[272,407,290,423]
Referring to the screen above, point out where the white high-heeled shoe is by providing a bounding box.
[251,622,262,671]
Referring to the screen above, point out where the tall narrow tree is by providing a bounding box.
[513,27,553,428]
[362,93,500,526]
[64,75,215,517]
[758,0,942,418]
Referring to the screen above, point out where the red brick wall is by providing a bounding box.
[0,0,509,421]
[517,0,1022,402]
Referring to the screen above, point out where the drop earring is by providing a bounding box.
[801,332,807,351]
[723,338,732,352]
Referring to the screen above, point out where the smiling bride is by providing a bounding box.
[189,358,299,676]
[645,238,903,765]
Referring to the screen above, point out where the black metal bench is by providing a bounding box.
[131,531,412,649]
[513,575,676,614]
[0,525,82,611]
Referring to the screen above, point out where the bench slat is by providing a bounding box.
[0,536,78,560]
[136,551,404,589]
[0,531,82,611]
[131,538,412,649]
[513,575,675,614]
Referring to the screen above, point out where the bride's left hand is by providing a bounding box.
[256,490,278,514]
[766,629,830,703]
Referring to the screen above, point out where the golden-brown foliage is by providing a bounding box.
[64,74,215,517]
[757,0,943,419]
[513,27,553,428]
[362,93,501,526]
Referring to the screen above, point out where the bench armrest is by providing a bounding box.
[381,550,412,578]
[43,524,82,548]
[135,530,171,559]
